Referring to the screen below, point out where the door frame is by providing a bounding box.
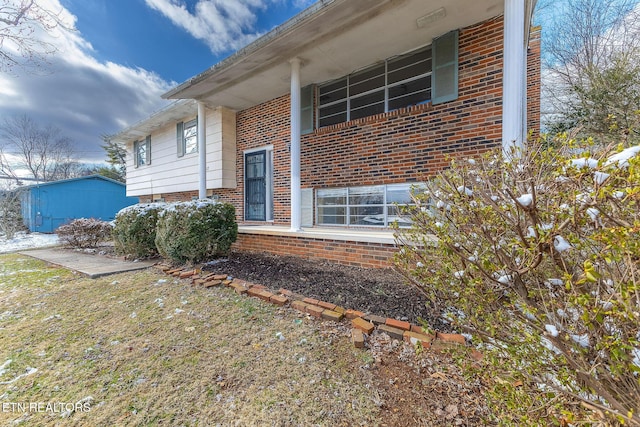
[244,146,273,221]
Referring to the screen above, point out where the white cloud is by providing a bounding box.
[145,0,277,53]
[0,0,173,162]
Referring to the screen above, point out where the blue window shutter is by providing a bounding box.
[145,135,151,165]
[300,85,314,135]
[176,121,184,157]
[432,30,459,105]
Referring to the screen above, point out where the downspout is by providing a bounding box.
[290,58,302,232]
[198,101,207,199]
[502,0,527,157]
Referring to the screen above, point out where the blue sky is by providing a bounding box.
[0,0,313,164]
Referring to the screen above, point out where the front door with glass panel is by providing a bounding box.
[245,150,267,221]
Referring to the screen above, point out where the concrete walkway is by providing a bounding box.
[20,248,157,279]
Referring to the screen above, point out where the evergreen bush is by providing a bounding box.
[155,199,237,264]
[112,203,166,258]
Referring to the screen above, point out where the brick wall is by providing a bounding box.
[234,233,397,269]
[135,15,542,268]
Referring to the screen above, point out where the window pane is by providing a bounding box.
[317,188,347,205]
[349,186,384,205]
[350,64,385,96]
[319,78,347,105]
[319,101,347,127]
[318,206,346,225]
[387,206,413,227]
[137,143,147,165]
[184,121,197,154]
[386,184,413,204]
[350,206,384,226]
[351,90,385,120]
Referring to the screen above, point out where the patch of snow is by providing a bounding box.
[490,195,499,202]
[632,348,640,368]
[453,270,465,279]
[467,158,476,165]
[570,157,598,169]
[0,359,11,376]
[497,275,512,285]
[553,235,572,252]
[545,324,559,337]
[570,334,590,348]
[613,191,625,199]
[586,208,600,220]
[516,193,533,207]
[416,261,424,268]
[545,278,564,287]
[174,308,184,314]
[0,367,38,385]
[0,232,59,254]
[593,171,610,185]
[605,145,640,167]
[456,185,473,196]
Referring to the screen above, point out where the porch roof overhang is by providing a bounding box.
[163,0,529,110]
[109,99,197,144]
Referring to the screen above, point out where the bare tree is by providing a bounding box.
[0,0,72,73]
[538,0,640,139]
[0,114,79,182]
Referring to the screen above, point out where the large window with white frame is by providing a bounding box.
[316,183,418,227]
[318,46,432,128]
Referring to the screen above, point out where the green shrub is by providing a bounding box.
[112,203,166,258]
[56,218,112,248]
[154,199,237,264]
[394,137,640,426]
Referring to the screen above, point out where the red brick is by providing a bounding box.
[256,290,274,301]
[222,279,232,286]
[410,324,427,334]
[302,297,320,306]
[291,300,308,313]
[385,318,411,331]
[403,331,433,348]
[317,300,337,311]
[333,306,346,314]
[351,328,365,348]
[247,287,263,297]
[378,324,404,340]
[203,280,222,288]
[321,310,344,322]
[345,309,365,320]
[279,288,293,296]
[212,274,228,281]
[269,294,288,306]
[436,332,467,345]
[230,283,247,295]
[352,317,374,335]
[305,305,323,318]
[363,314,386,325]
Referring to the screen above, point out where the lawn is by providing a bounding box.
[0,254,383,426]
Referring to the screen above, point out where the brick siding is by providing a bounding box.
[137,15,542,268]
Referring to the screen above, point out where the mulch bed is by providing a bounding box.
[202,251,450,330]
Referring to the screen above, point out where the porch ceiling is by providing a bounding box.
[164,0,504,110]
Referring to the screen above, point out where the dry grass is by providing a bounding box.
[0,254,383,426]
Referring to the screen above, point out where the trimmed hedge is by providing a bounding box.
[112,203,166,259]
[155,200,237,264]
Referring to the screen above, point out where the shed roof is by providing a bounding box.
[19,174,125,190]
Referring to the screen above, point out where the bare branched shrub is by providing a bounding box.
[56,218,112,248]
[0,188,24,239]
[395,137,640,425]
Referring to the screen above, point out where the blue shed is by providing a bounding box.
[19,175,138,233]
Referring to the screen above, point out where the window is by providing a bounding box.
[134,136,151,167]
[316,183,418,227]
[316,30,458,128]
[177,118,197,157]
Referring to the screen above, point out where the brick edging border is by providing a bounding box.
[155,264,482,360]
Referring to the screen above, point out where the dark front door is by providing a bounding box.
[245,150,266,221]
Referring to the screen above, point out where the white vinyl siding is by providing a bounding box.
[126,107,236,197]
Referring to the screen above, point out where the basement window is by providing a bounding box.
[316,183,417,228]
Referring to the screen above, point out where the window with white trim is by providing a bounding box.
[134,136,151,167]
[316,183,418,227]
[177,118,197,157]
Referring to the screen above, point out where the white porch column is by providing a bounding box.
[290,58,302,231]
[502,0,527,156]
[197,101,207,199]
